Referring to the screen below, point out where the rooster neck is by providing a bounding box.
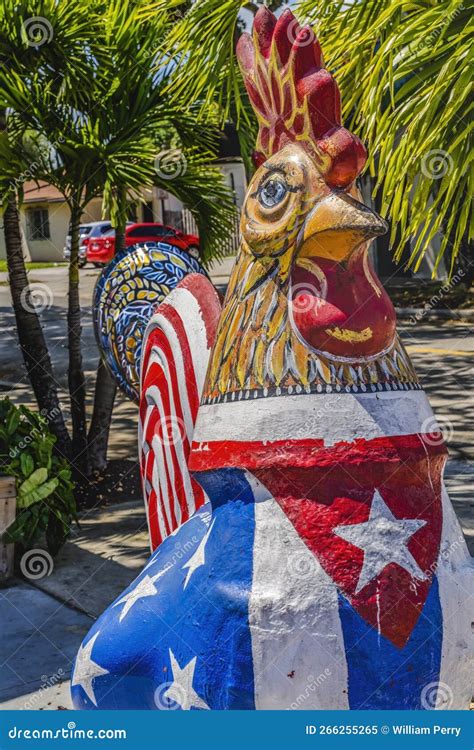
[201,249,418,405]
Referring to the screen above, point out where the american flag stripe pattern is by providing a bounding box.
[138,274,221,550]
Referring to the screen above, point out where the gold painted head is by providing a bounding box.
[201,9,417,404]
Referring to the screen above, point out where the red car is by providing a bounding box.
[87,223,200,265]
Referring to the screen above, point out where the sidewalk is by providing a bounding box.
[0,500,149,710]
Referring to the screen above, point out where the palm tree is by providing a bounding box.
[0,0,237,479]
[162,0,472,278]
[0,0,99,460]
[0,162,72,459]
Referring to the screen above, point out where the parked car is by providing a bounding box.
[63,221,113,267]
[86,223,200,266]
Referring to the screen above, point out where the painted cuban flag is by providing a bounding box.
[71,458,472,711]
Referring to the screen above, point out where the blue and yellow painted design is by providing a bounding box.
[93,242,206,402]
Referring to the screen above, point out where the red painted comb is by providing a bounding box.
[236,7,366,188]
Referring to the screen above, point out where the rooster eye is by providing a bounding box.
[258,179,288,208]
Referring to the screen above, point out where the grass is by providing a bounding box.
[0,261,67,272]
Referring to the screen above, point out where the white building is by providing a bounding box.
[0,157,247,262]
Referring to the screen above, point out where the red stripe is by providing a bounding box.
[140,321,197,545]
[144,451,163,549]
[146,334,193,503]
[143,409,173,538]
[174,273,221,349]
[154,303,200,417]
[142,355,184,533]
[139,275,221,548]
[189,433,447,472]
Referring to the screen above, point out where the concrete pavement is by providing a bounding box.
[0,583,92,708]
[0,499,150,711]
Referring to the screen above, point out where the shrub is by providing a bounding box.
[0,398,76,556]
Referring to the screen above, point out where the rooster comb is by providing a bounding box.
[236,7,366,188]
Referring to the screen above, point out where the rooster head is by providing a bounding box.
[201,9,414,404]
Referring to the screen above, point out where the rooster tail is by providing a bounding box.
[93,243,208,402]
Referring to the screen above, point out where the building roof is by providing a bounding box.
[22,181,65,204]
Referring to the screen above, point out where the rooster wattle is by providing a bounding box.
[72,8,473,711]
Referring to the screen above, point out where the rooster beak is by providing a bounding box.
[298,191,388,262]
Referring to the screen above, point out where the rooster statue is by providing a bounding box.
[72,8,473,711]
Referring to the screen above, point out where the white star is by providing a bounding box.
[113,569,167,621]
[182,519,215,589]
[334,489,427,594]
[162,648,209,710]
[71,632,109,706]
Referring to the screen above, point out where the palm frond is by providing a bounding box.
[296,0,473,275]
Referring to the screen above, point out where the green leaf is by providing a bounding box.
[0,398,76,556]
[35,434,54,469]
[20,452,34,478]
[18,467,48,497]
[6,407,21,435]
[17,478,59,510]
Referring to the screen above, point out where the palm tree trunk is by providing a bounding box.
[87,189,128,473]
[3,194,72,458]
[87,359,117,473]
[67,198,88,473]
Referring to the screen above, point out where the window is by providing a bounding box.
[127,225,174,239]
[147,226,175,238]
[88,223,112,238]
[127,226,147,238]
[27,208,50,240]
[143,202,154,222]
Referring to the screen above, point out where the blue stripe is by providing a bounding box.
[180,469,257,709]
[190,469,255,710]
[195,467,258,509]
[73,469,256,710]
[339,578,443,709]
